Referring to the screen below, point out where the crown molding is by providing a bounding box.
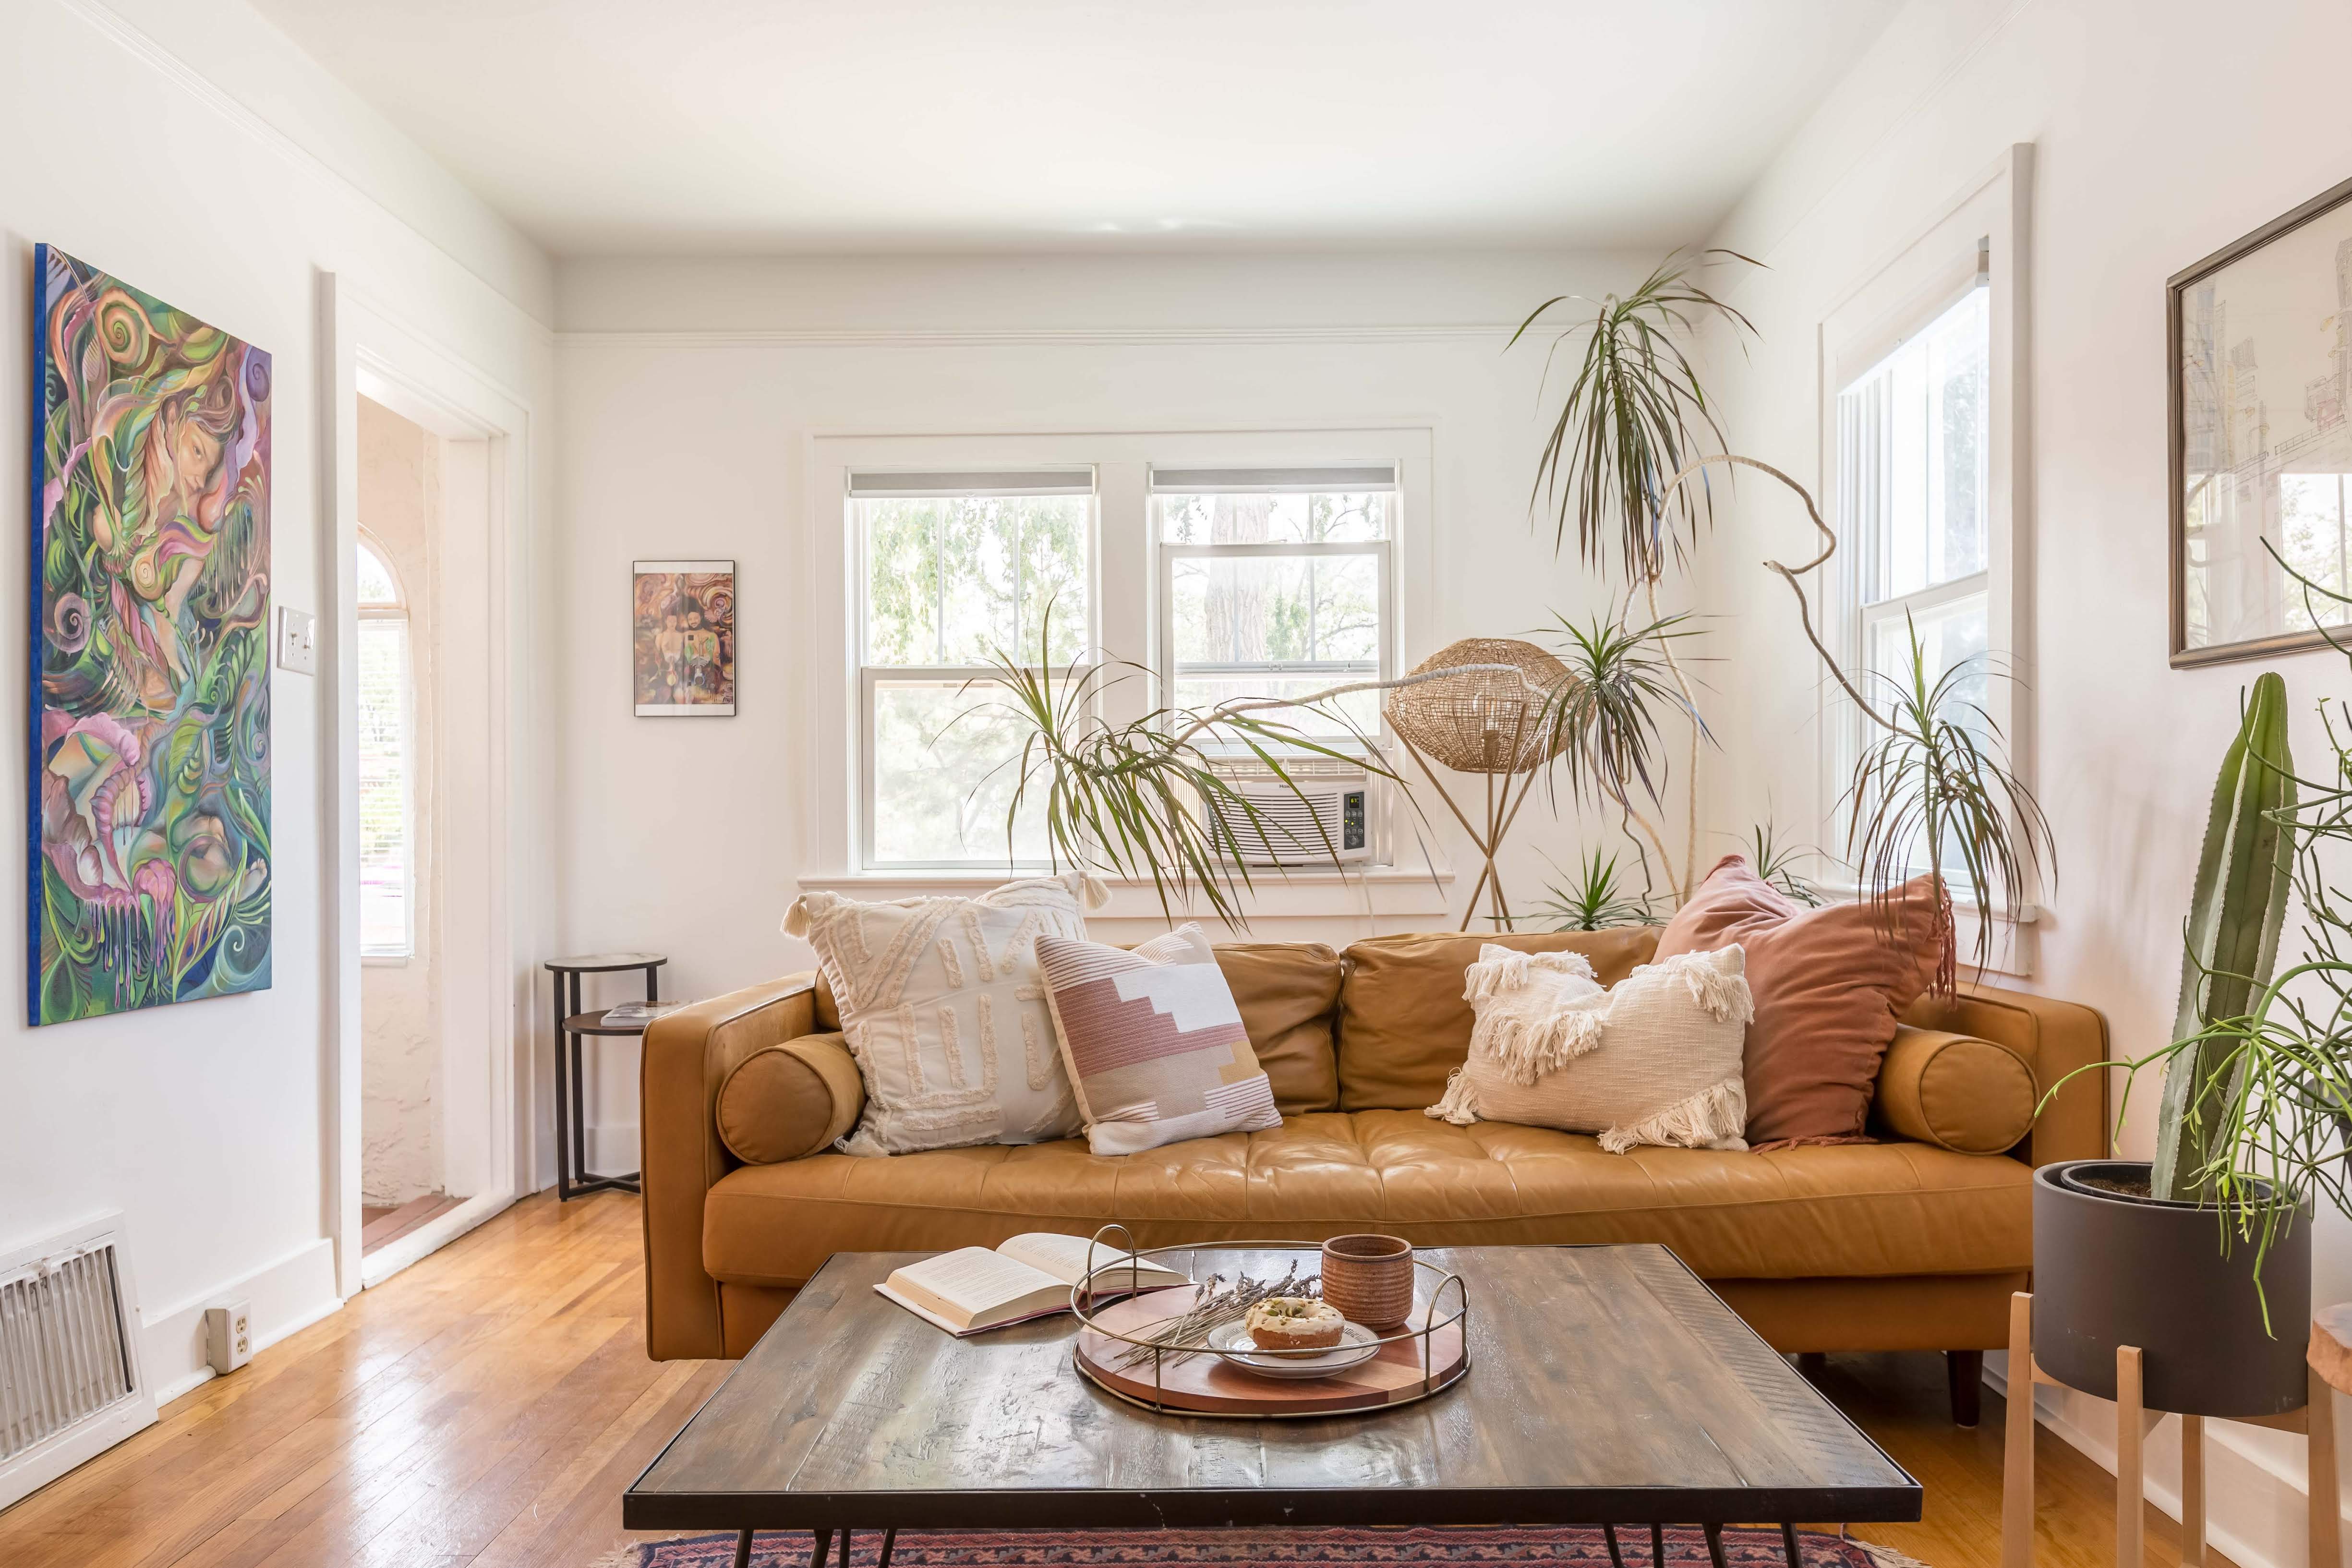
[555,322,1520,349]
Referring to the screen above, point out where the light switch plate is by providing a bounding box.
[276,606,315,675]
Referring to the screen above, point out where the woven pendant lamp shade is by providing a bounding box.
[1383,639,1569,775]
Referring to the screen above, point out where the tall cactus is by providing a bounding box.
[2154,671,2297,1202]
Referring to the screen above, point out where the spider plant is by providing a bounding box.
[1511,248,1759,894]
[972,607,1543,928]
[1742,821,1826,907]
[1654,453,2054,992]
[1533,846,1663,931]
[1532,606,1709,883]
[1512,250,1759,579]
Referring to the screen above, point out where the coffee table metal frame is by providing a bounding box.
[624,1244,1920,1568]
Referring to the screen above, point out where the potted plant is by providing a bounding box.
[2036,670,2317,1417]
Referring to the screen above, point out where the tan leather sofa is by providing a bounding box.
[640,927,2106,1421]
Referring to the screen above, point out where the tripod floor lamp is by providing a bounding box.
[1382,638,1568,932]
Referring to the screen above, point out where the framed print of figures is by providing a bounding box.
[2171,174,2352,667]
[633,561,736,715]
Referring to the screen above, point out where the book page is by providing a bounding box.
[886,1246,1061,1325]
[999,1232,1185,1289]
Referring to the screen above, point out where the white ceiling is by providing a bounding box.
[250,0,1900,257]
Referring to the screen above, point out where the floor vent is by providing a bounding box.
[0,1215,155,1510]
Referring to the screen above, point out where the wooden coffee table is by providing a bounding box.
[625,1244,1918,1568]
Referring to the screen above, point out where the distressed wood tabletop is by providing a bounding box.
[625,1243,1919,1531]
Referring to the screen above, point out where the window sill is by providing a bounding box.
[362,953,414,968]
[1811,878,2039,925]
[798,865,1454,922]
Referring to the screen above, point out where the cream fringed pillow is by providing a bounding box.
[1427,942,1754,1153]
[782,872,1103,1156]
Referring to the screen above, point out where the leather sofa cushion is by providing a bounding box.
[1336,929,1661,1109]
[1872,1026,2037,1154]
[700,1108,2028,1290]
[714,1032,864,1164]
[1211,941,1343,1112]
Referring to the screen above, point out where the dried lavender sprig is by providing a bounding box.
[1111,1266,1322,1369]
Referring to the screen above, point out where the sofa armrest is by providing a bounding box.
[1900,980,2109,1166]
[640,972,820,1360]
[1874,1026,2038,1153]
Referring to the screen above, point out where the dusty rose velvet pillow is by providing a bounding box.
[1651,855,1940,1147]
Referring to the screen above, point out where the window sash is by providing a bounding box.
[356,614,415,959]
[858,664,1087,871]
[1156,538,1391,743]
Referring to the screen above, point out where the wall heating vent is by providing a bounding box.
[0,1216,155,1510]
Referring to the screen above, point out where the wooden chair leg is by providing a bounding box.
[2180,1414,2203,1568]
[2314,1363,2341,1568]
[2118,1346,2146,1568]
[2003,1292,2035,1568]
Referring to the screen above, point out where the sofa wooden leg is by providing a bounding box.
[1948,1349,1984,1427]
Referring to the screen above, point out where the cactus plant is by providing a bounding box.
[2152,671,2297,1203]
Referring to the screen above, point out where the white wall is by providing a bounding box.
[551,248,1680,1167]
[357,398,443,1208]
[0,0,553,1401]
[1693,3,2352,1564]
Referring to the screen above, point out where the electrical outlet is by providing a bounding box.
[276,606,315,675]
[204,1298,253,1375]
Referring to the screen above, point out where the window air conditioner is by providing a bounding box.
[1203,759,1375,867]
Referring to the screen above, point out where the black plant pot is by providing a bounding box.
[2033,1159,2310,1418]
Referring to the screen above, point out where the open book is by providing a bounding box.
[876,1233,1189,1336]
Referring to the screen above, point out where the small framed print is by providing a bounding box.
[633,560,736,716]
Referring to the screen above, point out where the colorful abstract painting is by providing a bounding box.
[632,560,736,715]
[30,246,272,1025]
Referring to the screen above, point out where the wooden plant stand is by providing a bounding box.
[2002,1290,2343,1568]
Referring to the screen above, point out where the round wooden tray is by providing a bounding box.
[1073,1287,1468,1418]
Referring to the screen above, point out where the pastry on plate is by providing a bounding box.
[1243,1296,1346,1353]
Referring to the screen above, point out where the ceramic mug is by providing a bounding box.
[1320,1233,1414,1328]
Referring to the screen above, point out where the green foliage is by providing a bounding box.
[2153,672,2297,1203]
[1742,822,1825,907]
[1535,607,1708,818]
[1511,250,1759,579]
[1534,847,1662,931]
[1845,615,2053,992]
[977,607,1388,929]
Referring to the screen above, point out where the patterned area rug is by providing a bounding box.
[627,1526,1928,1568]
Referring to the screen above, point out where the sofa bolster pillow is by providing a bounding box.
[1872,1025,2037,1154]
[716,1031,864,1164]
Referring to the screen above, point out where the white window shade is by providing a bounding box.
[849,470,1093,499]
[1150,465,1397,494]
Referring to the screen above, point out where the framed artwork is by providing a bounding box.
[633,560,736,715]
[2170,173,2352,667]
[30,246,273,1024]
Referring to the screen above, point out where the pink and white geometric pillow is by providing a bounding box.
[1036,924,1283,1157]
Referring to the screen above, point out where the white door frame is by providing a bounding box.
[321,276,536,1297]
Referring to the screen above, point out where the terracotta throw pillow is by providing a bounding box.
[1036,924,1282,1156]
[781,872,1099,1156]
[1427,944,1753,1153]
[1652,855,1940,1147]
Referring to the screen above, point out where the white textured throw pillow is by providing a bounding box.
[1427,942,1754,1153]
[782,872,1101,1156]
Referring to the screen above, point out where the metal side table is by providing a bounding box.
[545,952,666,1202]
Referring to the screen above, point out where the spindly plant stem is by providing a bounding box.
[1643,570,1701,899]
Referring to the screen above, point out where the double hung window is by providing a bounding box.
[853,470,1093,868]
[1152,467,1394,744]
[356,535,415,958]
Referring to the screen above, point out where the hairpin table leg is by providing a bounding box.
[812,1528,834,1568]
[1704,1524,1729,1568]
[1783,1522,1805,1568]
[1604,1525,1626,1568]
[1652,1523,1666,1568]
[876,1529,898,1568]
[731,1532,754,1568]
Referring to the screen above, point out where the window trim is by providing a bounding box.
[808,427,1435,891]
[354,532,416,960]
[1816,144,2036,939]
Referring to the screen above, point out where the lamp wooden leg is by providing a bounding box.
[2314,1363,2341,1568]
[2003,1291,2035,1568]
[2118,1345,2146,1568]
[2179,1414,2202,1568]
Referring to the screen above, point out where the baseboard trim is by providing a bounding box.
[142,1237,341,1405]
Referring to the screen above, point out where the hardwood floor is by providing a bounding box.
[0,1191,2231,1568]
